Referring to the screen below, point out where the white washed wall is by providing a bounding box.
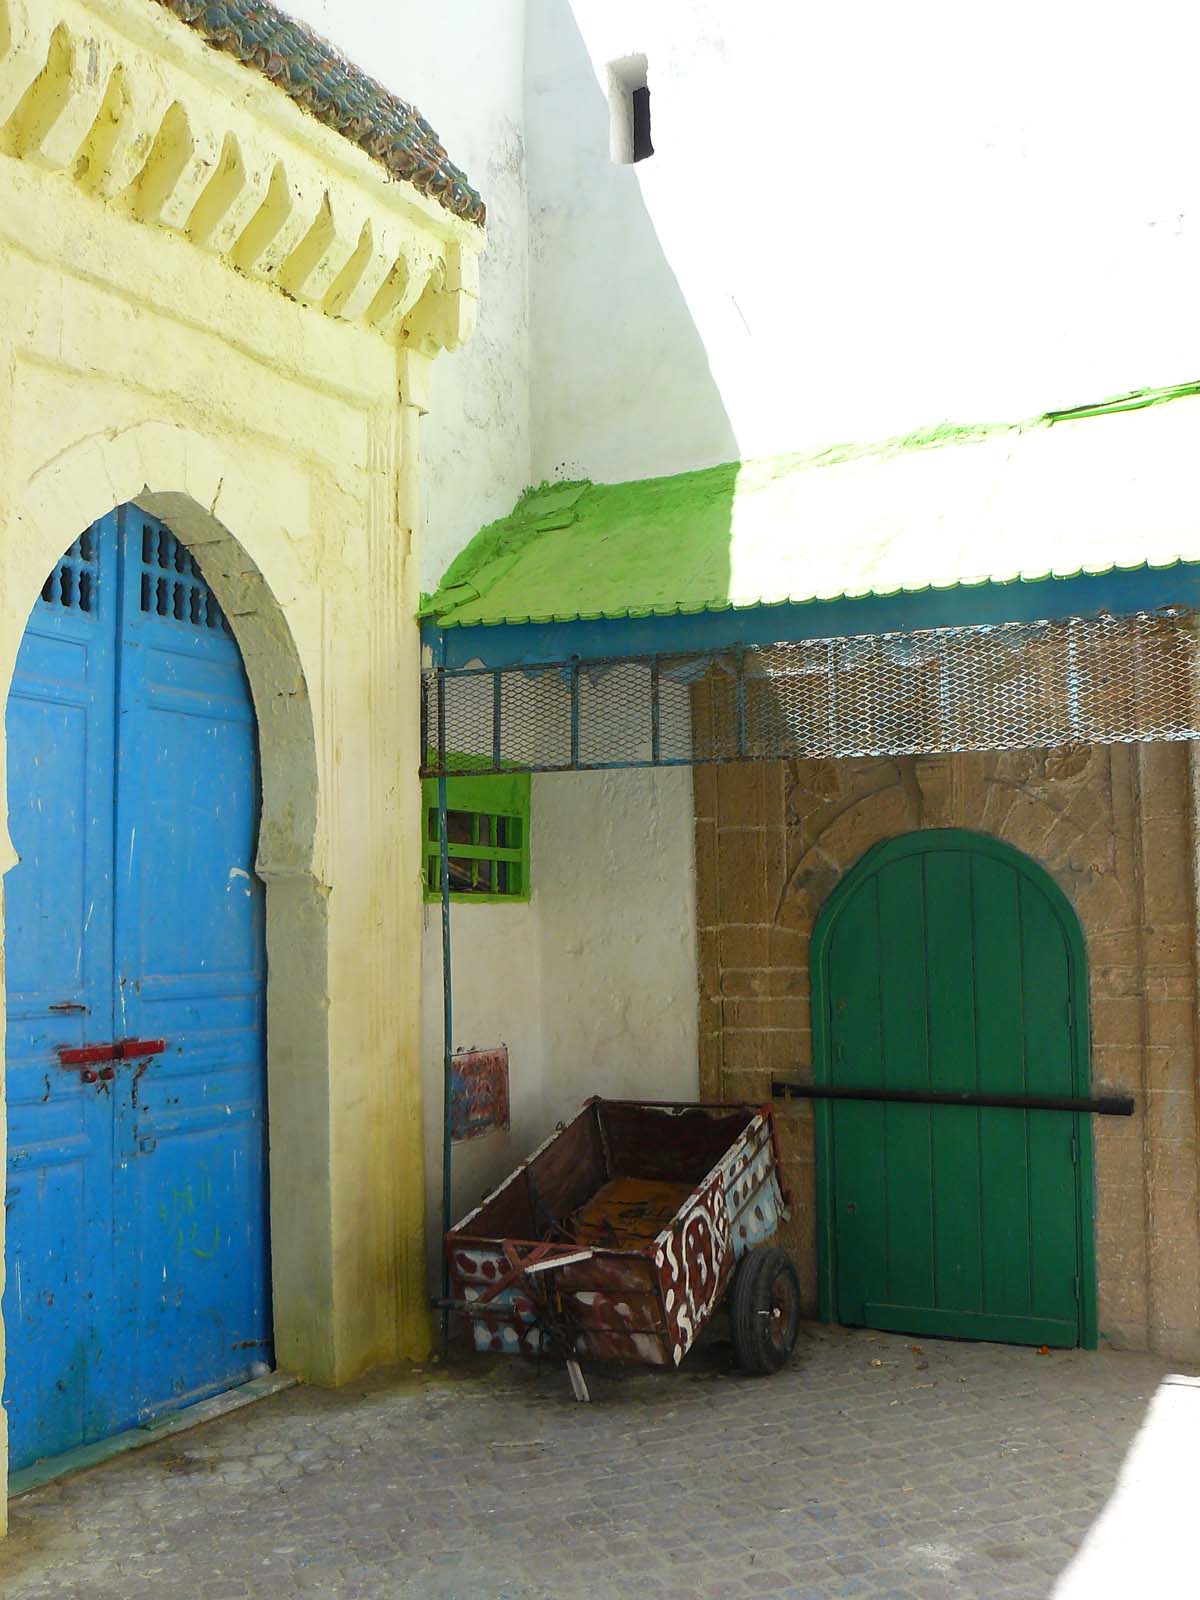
[527,0,1200,484]
[282,0,532,589]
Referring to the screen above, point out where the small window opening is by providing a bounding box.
[631,86,653,162]
[609,55,653,164]
[422,774,531,902]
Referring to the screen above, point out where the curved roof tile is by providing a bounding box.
[154,0,485,225]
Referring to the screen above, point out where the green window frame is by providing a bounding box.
[422,769,531,903]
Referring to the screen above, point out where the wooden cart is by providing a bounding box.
[442,1098,798,1398]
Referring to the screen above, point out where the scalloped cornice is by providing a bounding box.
[0,0,482,354]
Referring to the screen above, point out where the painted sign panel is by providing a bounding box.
[450,1045,510,1142]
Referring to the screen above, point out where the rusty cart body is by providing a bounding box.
[443,1098,799,1385]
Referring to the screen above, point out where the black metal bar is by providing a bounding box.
[772,1081,1134,1116]
[492,669,502,770]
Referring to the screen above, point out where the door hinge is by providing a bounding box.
[1074,1273,1081,1303]
[1070,1131,1080,1164]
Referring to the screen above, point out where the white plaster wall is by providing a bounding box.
[535,769,699,1128]
[420,903,544,1289]
[419,768,698,1277]
[281,0,531,588]
[526,0,1200,486]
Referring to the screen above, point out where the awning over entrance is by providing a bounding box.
[421,383,1200,673]
[420,384,1200,776]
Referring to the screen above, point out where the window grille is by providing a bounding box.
[40,526,98,615]
[422,770,530,901]
[134,515,230,634]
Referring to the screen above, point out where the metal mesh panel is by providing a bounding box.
[422,610,1200,776]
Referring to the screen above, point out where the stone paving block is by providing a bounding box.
[0,1327,1190,1599]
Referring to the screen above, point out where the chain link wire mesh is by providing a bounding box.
[422,609,1200,776]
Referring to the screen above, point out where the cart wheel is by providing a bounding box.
[730,1246,801,1375]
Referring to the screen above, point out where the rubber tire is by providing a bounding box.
[730,1246,801,1375]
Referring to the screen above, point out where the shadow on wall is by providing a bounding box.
[526,0,739,599]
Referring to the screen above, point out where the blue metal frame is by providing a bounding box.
[425,561,1200,671]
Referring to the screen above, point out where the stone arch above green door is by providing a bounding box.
[812,828,1096,1348]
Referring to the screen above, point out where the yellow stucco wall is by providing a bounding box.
[0,0,482,1517]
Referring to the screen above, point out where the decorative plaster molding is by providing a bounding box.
[0,0,481,354]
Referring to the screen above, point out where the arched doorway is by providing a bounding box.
[812,828,1096,1347]
[3,505,271,1470]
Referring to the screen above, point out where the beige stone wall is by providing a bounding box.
[0,0,482,1514]
[695,743,1200,1360]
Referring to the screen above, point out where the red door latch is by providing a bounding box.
[116,1038,166,1058]
[57,1038,166,1077]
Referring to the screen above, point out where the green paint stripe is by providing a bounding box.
[422,378,1200,631]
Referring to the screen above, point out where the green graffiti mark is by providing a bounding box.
[189,1224,221,1260]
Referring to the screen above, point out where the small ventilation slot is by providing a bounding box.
[608,55,653,164]
[136,517,230,634]
[39,527,99,616]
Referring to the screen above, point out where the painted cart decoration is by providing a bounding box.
[441,1098,797,1398]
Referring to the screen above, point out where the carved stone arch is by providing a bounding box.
[6,420,320,883]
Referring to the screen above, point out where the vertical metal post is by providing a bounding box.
[437,664,454,1354]
[570,663,580,769]
[1065,619,1084,743]
[492,669,503,773]
[735,649,747,759]
[650,655,662,765]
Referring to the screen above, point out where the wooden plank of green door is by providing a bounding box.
[924,848,984,1314]
[828,878,888,1326]
[970,854,1033,1318]
[862,1301,1078,1347]
[874,855,935,1315]
[1019,880,1081,1335]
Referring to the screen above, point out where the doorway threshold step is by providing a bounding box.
[7,1370,296,1499]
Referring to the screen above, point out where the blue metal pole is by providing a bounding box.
[437,665,454,1354]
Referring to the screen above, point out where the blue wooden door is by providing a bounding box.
[3,508,271,1472]
[3,524,119,1462]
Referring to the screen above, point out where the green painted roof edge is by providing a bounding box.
[421,378,1200,629]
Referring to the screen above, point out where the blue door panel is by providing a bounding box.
[4,1161,91,1460]
[3,507,271,1471]
[126,703,261,977]
[3,521,118,1468]
[119,1118,271,1413]
[112,507,270,1429]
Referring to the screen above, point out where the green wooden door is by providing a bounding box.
[813,829,1095,1348]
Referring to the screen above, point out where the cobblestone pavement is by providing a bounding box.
[0,1324,1190,1599]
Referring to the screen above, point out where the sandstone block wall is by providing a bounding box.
[694,742,1200,1359]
